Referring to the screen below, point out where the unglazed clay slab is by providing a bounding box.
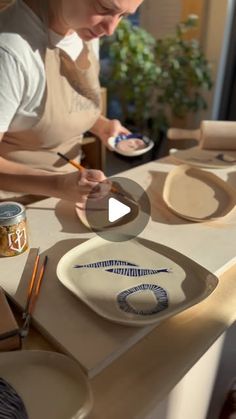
[0,350,93,419]
[56,236,218,327]
[171,146,236,169]
[163,164,236,222]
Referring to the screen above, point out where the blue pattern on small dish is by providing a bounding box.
[114,133,151,147]
[117,284,168,316]
[108,133,154,157]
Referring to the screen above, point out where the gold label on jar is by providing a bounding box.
[0,202,29,257]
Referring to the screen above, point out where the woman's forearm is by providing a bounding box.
[0,156,108,202]
[0,156,58,197]
[89,115,108,138]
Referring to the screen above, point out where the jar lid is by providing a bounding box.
[0,202,26,226]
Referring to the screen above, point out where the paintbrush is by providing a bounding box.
[22,252,48,336]
[57,152,138,205]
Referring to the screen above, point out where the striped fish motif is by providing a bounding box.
[74,260,138,269]
[0,378,28,418]
[106,268,171,276]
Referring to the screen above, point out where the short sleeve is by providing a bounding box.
[0,47,25,132]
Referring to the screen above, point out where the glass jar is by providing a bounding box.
[0,202,29,257]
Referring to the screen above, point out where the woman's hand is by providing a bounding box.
[90,116,131,149]
[56,169,111,203]
[0,156,110,203]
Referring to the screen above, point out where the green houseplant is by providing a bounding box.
[100,18,160,132]
[154,15,213,121]
[100,15,213,141]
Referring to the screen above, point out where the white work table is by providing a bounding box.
[0,154,236,418]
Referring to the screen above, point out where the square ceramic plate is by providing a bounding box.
[0,350,93,419]
[57,236,218,327]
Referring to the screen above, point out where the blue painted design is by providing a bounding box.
[73,260,138,269]
[114,133,150,147]
[106,268,171,276]
[117,284,168,316]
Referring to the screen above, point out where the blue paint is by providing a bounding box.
[106,268,171,276]
[73,260,138,269]
[114,133,150,147]
[117,284,168,316]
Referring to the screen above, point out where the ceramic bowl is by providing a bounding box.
[108,133,154,157]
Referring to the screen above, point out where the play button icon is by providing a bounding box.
[85,176,151,242]
[108,198,131,223]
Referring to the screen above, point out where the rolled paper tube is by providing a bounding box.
[167,121,236,150]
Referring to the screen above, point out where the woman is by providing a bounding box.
[0,0,142,203]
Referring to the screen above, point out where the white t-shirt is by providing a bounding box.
[0,0,99,133]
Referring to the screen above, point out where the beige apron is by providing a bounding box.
[0,2,101,201]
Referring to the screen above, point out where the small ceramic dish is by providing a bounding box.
[108,133,154,157]
[57,236,218,327]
